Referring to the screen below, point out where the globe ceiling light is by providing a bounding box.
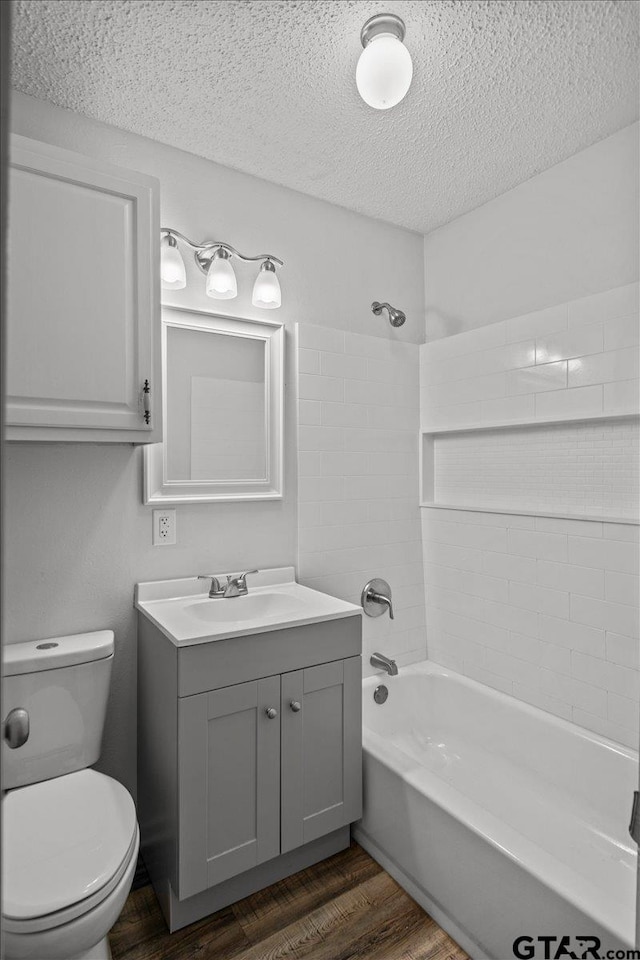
[356,13,413,110]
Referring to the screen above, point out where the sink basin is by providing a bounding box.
[135,567,362,646]
[189,592,308,624]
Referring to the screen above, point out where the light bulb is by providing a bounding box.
[252,261,281,309]
[356,16,413,110]
[205,249,237,299]
[161,235,186,289]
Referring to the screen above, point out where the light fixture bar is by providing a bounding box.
[160,228,283,268]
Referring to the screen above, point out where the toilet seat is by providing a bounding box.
[2,769,138,932]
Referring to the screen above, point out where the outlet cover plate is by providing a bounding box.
[153,509,176,546]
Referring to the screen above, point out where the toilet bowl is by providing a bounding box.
[2,632,139,960]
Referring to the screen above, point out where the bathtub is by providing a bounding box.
[353,661,638,960]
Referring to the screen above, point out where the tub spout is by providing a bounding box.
[370,652,398,676]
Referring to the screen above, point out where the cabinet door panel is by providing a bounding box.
[178,676,280,899]
[281,657,362,854]
[6,135,160,439]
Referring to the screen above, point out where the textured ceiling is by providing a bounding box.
[11,0,640,233]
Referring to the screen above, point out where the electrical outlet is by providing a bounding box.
[152,509,176,546]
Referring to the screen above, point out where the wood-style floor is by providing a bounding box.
[111,842,468,960]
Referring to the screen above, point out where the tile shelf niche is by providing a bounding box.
[421,410,639,435]
[419,502,639,526]
[420,413,640,526]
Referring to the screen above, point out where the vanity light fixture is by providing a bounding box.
[252,259,281,310]
[205,248,237,299]
[160,228,283,308]
[160,234,187,289]
[356,13,413,110]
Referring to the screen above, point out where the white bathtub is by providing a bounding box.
[354,661,638,960]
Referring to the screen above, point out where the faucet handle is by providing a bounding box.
[361,578,394,620]
[228,569,258,586]
[198,575,224,597]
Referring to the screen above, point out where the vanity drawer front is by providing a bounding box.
[178,616,362,698]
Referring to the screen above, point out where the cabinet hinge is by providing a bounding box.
[629,791,640,845]
[142,379,151,425]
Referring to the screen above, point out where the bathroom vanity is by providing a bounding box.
[136,567,362,931]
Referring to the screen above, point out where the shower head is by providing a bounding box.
[372,301,406,327]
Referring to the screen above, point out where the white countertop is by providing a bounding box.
[135,566,362,647]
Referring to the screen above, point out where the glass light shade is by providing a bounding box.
[356,34,413,110]
[161,240,186,289]
[252,264,281,309]
[205,253,237,299]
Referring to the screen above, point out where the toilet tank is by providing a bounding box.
[2,631,114,790]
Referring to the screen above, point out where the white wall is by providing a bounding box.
[5,92,425,796]
[424,123,639,339]
[296,326,425,674]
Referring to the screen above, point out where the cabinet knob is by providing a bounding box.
[290,700,302,713]
[265,707,278,719]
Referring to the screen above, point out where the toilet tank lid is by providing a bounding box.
[3,631,114,676]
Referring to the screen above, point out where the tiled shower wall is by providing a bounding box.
[423,508,639,748]
[296,324,425,675]
[421,283,640,748]
[421,281,639,431]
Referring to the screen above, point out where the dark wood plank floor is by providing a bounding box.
[111,842,468,960]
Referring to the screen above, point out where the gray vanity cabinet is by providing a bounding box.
[281,658,362,853]
[137,611,362,931]
[178,676,281,900]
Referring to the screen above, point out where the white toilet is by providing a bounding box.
[2,631,139,960]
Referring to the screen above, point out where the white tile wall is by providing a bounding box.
[420,284,639,743]
[434,419,639,519]
[422,507,640,748]
[421,282,640,430]
[296,324,425,676]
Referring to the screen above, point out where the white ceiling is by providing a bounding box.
[11,0,640,234]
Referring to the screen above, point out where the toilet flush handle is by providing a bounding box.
[4,708,29,749]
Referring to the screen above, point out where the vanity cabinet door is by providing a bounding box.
[280,656,362,854]
[6,134,161,443]
[177,676,281,899]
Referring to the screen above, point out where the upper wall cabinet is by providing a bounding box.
[6,135,161,443]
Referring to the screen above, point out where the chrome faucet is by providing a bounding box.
[198,570,258,598]
[222,570,258,598]
[370,652,398,676]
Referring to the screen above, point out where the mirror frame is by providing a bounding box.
[144,306,284,503]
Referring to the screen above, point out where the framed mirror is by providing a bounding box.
[144,306,284,503]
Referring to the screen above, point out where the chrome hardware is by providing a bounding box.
[223,569,258,598]
[142,379,151,424]
[374,685,389,705]
[4,708,30,749]
[630,791,640,845]
[362,578,394,620]
[290,700,302,713]
[361,12,405,47]
[371,301,406,328]
[160,228,284,271]
[370,653,398,677]
[198,575,225,598]
[265,707,278,720]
